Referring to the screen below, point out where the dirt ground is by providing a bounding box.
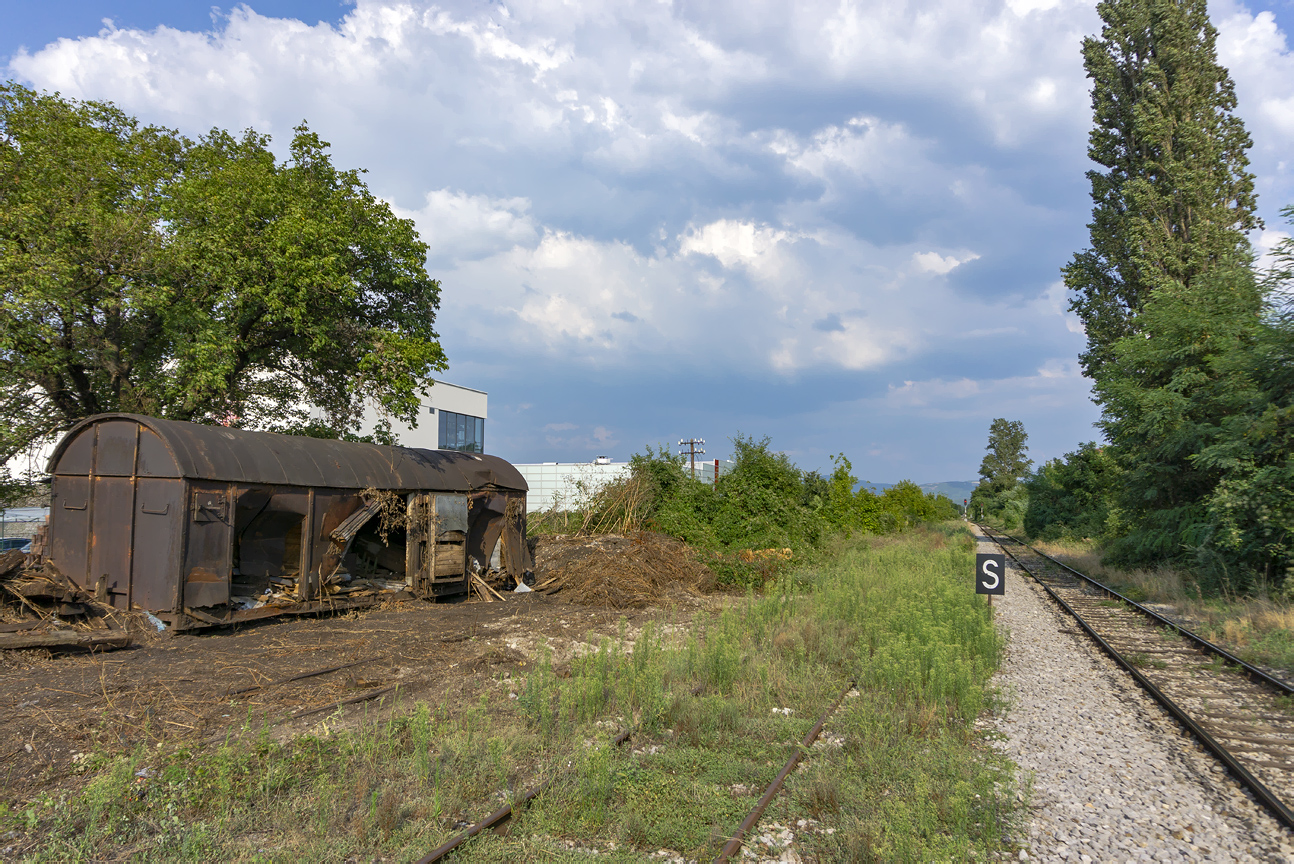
[0,532,723,809]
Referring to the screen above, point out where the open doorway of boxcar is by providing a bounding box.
[231,488,311,607]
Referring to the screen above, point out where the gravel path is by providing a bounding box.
[980,531,1294,863]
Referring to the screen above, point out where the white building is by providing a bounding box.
[515,458,730,511]
[357,380,488,453]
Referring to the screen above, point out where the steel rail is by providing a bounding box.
[713,679,856,863]
[980,526,1294,831]
[988,527,1293,696]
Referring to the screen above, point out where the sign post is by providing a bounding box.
[975,553,1005,607]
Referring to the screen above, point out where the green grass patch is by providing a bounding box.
[7,524,1020,861]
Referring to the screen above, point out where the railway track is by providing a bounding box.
[417,678,855,862]
[980,525,1294,831]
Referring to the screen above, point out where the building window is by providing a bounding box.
[438,410,485,453]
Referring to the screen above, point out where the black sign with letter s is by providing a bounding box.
[975,553,1005,595]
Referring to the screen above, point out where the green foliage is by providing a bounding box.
[970,419,1032,529]
[977,419,1032,492]
[1190,237,1294,588]
[621,438,961,577]
[970,483,1029,532]
[0,82,446,478]
[1057,1,1294,596]
[1096,264,1265,578]
[1064,0,1260,379]
[633,436,820,554]
[1024,443,1122,541]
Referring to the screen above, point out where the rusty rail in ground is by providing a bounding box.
[713,680,856,863]
[416,683,704,863]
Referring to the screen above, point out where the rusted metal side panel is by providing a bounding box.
[94,421,139,476]
[50,475,91,588]
[90,476,135,608]
[184,483,231,608]
[56,427,95,475]
[132,478,184,611]
[136,426,180,477]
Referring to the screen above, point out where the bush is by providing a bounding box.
[529,437,965,587]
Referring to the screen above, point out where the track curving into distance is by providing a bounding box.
[980,525,1294,831]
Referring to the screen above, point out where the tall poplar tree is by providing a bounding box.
[1065,0,1260,379]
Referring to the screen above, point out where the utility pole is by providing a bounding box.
[678,438,705,479]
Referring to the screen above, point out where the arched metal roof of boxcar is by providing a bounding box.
[47,414,527,492]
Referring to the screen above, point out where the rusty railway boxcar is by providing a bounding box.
[45,414,531,630]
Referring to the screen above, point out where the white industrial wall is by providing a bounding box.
[515,460,730,511]
[515,463,630,511]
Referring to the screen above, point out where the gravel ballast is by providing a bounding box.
[979,531,1294,862]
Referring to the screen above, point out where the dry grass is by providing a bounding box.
[527,474,653,537]
[1030,540,1190,604]
[532,531,715,609]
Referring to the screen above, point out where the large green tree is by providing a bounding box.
[977,419,1032,491]
[1024,443,1122,541]
[970,419,1032,528]
[0,83,446,484]
[1188,219,1294,588]
[1065,0,1260,379]
[1095,264,1265,573]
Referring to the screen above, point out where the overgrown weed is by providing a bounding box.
[9,524,1020,861]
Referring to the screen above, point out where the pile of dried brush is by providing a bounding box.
[531,531,716,609]
[0,552,137,651]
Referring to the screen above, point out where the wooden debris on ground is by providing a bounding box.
[530,530,716,609]
[472,574,507,602]
[0,556,135,652]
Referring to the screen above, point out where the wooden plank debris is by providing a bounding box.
[0,630,131,651]
[473,574,506,602]
[0,550,24,580]
[226,656,384,697]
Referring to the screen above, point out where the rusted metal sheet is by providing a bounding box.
[45,414,532,627]
[50,475,90,587]
[132,478,182,610]
[49,414,527,492]
[89,476,133,608]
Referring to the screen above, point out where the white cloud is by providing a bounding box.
[912,250,980,275]
[1215,2,1294,217]
[678,220,792,271]
[394,189,537,264]
[876,359,1088,418]
[16,0,1289,475]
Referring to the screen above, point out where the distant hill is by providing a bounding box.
[860,480,977,503]
[920,481,977,503]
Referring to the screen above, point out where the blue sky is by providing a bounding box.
[6,0,1294,482]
